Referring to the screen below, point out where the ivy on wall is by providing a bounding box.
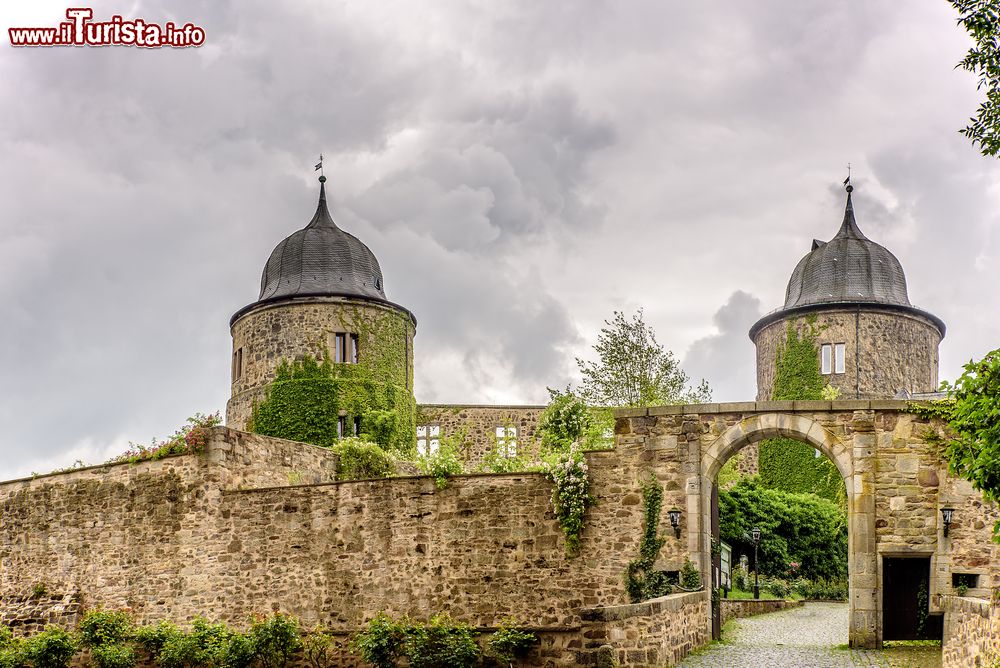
[251,356,415,454]
[624,474,672,603]
[758,319,846,504]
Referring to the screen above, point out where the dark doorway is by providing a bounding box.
[882,556,941,641]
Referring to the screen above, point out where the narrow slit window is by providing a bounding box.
[834,343,846,374]
[350,334,359,364]
[334,333,347,363]
[820,344,832,375]
[337,416,346,439]
[353,416,361,436]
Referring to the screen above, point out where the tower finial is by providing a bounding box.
[843,163,853,192]
[315,154,325,181]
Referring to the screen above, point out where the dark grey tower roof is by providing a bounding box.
[783,187,909,309]
[258,181,386,302]
[749,186,945,339]
[231,180,415,327]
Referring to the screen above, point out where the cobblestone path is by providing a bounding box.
[677,602,942,667]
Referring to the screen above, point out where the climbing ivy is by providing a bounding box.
[758,319,846,504]
[251,354,415,455]
[624,474,673,603]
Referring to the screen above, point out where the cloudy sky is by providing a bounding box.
[1,1,998,479]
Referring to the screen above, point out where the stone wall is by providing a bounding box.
[753,309,941,402]
[227,298,415,429]
[719,598,803,627]
[942,595,1000,668]
[580,592,710,667]
[416,404,545,465]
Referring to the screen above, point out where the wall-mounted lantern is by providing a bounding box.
[668,508,682,539]
[941,507,955,537]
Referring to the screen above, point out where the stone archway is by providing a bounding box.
[690,413,877,648]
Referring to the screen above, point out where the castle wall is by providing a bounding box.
[227,298,415,429]
[942,596,1000,668]
[753,309,941,401]
[416,404,545,465]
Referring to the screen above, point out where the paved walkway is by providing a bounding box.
[677,602,942,668]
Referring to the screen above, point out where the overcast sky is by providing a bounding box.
[1,1,998,479]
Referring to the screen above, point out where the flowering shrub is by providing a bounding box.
[107,412,222,465]
[417,441,464,490]
[543,447,594,556]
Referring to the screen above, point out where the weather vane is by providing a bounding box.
[315,154,325,181]
[843,162,851,188]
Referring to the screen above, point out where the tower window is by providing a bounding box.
[334,333,346,363]
[233,347,244,381]
[351,333,359,364]
[821,343,846,375]
[329,332,358,364]
[353,416,362,436]
[337,416,346,439]
[417,425,440,455]
[496,426,518,458]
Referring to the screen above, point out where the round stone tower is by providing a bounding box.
[226,177,416,430]
[749,185,945,401]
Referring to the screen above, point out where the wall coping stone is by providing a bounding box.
[417,403,547,410]
[943,595,993,618]
[614,399,918,418]
[580,591,709,622]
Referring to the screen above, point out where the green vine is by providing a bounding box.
[543,447,594,556]
[759,318,845,504]
[916,580,929,637]
[624,474,672,603]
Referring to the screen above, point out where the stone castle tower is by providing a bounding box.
[226,177,417,430]
[750,185,945,400]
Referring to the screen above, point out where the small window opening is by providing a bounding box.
[834,343,846,374]
[337,416,346,439]
[495,426,518,458]
[334,333,347,363]
[350,333,359,364]
[821,344,832,375]
[953,573,979,589]
[353,416,361,437]
[233,347,244,381]
[417,425,440,456]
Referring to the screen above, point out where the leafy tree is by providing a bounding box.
[719,479,848,581]
[949,0,1000,156]
[576,309,711,407]
[921,349,1000,539]
[536,387,614,452]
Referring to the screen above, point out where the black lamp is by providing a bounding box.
[751,527,761,599]
[668,508,682,539]
[941,507,955,537]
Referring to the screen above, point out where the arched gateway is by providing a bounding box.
[614,399,983,649]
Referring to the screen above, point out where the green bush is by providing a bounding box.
[417,442,464,490]
[301,628,339,668]
[537,388,613,452]
[719,478,847,581]
[404,615,479,668]
[333,438,395,481]
[79,610,134,648]
[90,643,136,668]
[0,626,25,668]
[353,613,407,668]
[156,631,201,668]
[133,621,180,655]
[248,614,301,668]
[680,558,702,590]
[23,627,77,668]
[485,620,537,665]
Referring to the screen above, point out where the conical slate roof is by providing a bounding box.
[749,186,945,340]
[257,180,386,303]
[782,187,909,309]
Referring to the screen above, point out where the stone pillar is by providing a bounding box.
[849,427,879,648]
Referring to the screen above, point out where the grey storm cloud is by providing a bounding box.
[1,0,999,479]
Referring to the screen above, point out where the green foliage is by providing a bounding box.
[417,439,464,489]
[404,615,480,668]
[247,613,301,668]
[949,0,1000,156]
[939,351,1000,502]
[576,309,711,407]
[301,628,340,668]
[353,613,406,668]
[90,643,136,668]
[0,631,25,668]
[79,610,134,648]
[758,320,846,504]
[332,438,395,481]
[679,558,702,591]
[23,627,77,668]
[479,444,529,474]
[485,620,537,665]
[133,621,180,655]
[792,578,848,601]
[107,413,222,466]
[537,388,614,452]
[251,349,415,455]
[543,448,595,556]
[719,479,847,581]
[624,475,673,603]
